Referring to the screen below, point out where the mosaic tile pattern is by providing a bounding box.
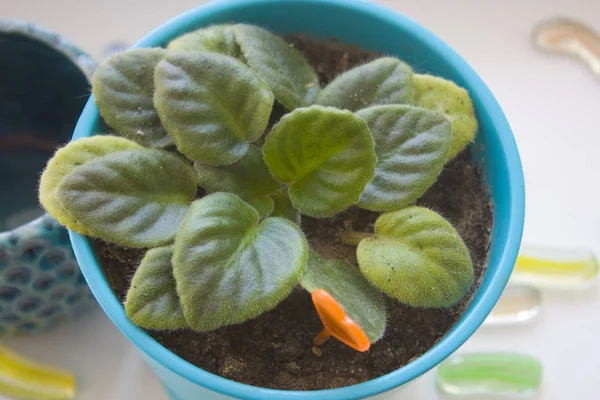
[0,215,95,337]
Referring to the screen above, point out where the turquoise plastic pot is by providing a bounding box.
[69,0,525,398]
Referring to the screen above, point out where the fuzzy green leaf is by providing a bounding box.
[167,24,240,57]
[125,246,187,330]
[357,207,473,308]
[39,136,143,234]
[173,193,308,331]
[233,24,320,110]
[56,149,196,248]
[194,145,279,217]
[414,74,478,160]
[301,251,386,342]
[263,106,376,217]
[271,190,301,225]
[154,52,274,165]
[316,57,414,111]
[356,105,451,211]
[92,49,172,148]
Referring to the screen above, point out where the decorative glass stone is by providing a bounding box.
[0,345,76,400]
[534,18,600,76]
[513,244,598,290]
[437,353,542,397]
[484,285,541,326]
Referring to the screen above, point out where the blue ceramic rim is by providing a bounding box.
[69,0,525,398]
[0,19,96,82]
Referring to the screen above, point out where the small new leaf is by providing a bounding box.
[194,145,279,217]
[357,207,473,308]
[154,51,274,165]
[167,24,240,57]
[301,251,386,342]
[233,24,320,110]
[271,190,301,225]
[356,105,451,211]
[413,74,478,160]
[39,135,143,234]
[263,106,376,217]
[173,193,308,332]
[316,57,414,111]
[56,149,197,248]
[125,246,187,330]
[92,48,172,148]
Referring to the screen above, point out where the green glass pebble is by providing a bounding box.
[437,353,542,397]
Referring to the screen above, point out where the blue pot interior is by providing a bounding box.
[0,33,90,232]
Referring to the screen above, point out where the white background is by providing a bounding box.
[1,0,600,398]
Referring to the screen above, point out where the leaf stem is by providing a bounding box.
[313,329,332,346]
[342,231,373,246]
[341,220,373,245]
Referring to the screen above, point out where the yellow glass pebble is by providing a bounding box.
[513,244,598,290]
[0,345,75,400]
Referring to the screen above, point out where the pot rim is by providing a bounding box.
[68,0,525,398]
[0,19,96,82]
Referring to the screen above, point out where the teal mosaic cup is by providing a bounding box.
[0,20,96,337]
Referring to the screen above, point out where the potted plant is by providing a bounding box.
[38,0,524,398]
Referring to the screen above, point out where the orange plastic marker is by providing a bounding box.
[311,289,370,352]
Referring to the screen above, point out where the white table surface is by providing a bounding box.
[1,0,600,399]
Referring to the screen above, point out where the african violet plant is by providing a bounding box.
[39,23,478,350]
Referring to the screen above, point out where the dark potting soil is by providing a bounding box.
[94,35,493,391]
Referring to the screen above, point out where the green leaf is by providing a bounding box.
[263,105,376,217]
[125,246,187,330]
[167,24,240,57]
[56,149,197,248]
[172,193,308,332]
[316,57,414,112]
[92,49,172,148]
[39,136,143,234]
[233,24,320,110]
[356,105,451,211]
[154,51,274,165]
[301,251,386,342]
[413,74,478,160]
[194,145,279,217]
[271,190,300,225]
[357,207,473,308]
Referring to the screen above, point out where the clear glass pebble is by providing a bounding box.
[533,18,600,76]
[484,285,541,327]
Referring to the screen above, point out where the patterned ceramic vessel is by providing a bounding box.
[0,20,96,337]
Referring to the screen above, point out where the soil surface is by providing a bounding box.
[94,35,493,391]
